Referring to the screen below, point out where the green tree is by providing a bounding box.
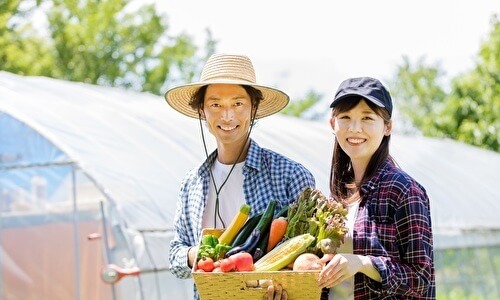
[392,56,447,135]
[391,15,499,152]
[1,0,214,95]
[281,89,323,119]
[440,16,499,151]
[0,0,56,77]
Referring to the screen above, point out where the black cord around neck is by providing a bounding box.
[198,112,256,228]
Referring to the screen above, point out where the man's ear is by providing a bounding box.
[249,107,257,125]
[198,109,206,119]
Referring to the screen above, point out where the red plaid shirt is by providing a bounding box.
[353,159,435,299]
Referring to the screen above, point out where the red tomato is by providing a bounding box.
[230,252,254,271]
[213,260,221,269]
[197,257,215,272]
[219,258,236,272]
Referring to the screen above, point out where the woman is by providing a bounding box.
[318,77,435,299]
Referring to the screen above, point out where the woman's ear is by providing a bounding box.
[385,120,393,136]
[329,117,336,131]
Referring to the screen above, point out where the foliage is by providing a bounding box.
[392,56,447,134]
[0,0,214,95]
[0,0,56,77]
[440,16,500,151]
[280,89,323,119]
[391,15,499,152]
[435,246,500,299]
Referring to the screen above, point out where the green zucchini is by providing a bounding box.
[231,212,262,247]
[276,205,289,218]
[255,200,276,233]
[226,200,276,256]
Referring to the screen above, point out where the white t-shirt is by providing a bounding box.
[202,160,246,229]
[329,199,360,300]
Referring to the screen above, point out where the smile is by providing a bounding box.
[219,125,238,131]
[347,138,365,144]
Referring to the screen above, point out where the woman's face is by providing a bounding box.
[201,84,254,148]
[330,99,391,166]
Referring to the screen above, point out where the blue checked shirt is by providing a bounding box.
[169,139,315,292]
[353,159,435,299]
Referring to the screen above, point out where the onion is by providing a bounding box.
[292,253,324,271]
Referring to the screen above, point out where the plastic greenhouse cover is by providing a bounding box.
[1,70,500,238]
[1,71,500,300]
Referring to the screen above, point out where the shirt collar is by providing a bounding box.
[199,150,217,178]
[199,138,262,177]
[244,139,262,172]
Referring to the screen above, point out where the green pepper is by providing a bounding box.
[201,234,219,248]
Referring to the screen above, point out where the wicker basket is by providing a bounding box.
[193,229,322,300]
[193,270,320,300]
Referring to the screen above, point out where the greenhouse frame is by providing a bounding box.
[1,71,499,299]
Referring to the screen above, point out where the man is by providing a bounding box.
[165,53,315,299]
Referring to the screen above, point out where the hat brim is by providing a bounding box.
[165,80,289,119]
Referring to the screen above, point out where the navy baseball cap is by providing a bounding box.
[330,77,393,116]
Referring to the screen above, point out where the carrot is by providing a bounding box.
[266,217,288,253]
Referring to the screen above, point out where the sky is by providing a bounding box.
[149,0,498,103]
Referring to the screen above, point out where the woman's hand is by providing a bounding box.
[263,284,287,300]
[317,253,381,289]
[317,253,361,289]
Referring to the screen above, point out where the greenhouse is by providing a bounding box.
[1,71,499,299]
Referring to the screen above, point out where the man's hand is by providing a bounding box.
[263,284,287,300]
[187,246,199,268]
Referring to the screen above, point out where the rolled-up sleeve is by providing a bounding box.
[169,175,198,279]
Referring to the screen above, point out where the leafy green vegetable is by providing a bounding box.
[285,187,348,254]
[198,244,216,260]
[197,234,233,261]
[285,187,318,238]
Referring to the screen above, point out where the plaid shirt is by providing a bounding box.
[169,139,315,297]
[353,159,435,299]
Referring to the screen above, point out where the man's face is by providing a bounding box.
[201,84,254,148]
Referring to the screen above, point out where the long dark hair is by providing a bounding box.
[329,97,393,200]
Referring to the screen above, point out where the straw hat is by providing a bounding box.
[164,53,289,119]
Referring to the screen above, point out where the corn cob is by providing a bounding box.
[218,204,251,245]
[253,233,316,271]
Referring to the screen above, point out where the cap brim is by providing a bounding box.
[330,93,386,109]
